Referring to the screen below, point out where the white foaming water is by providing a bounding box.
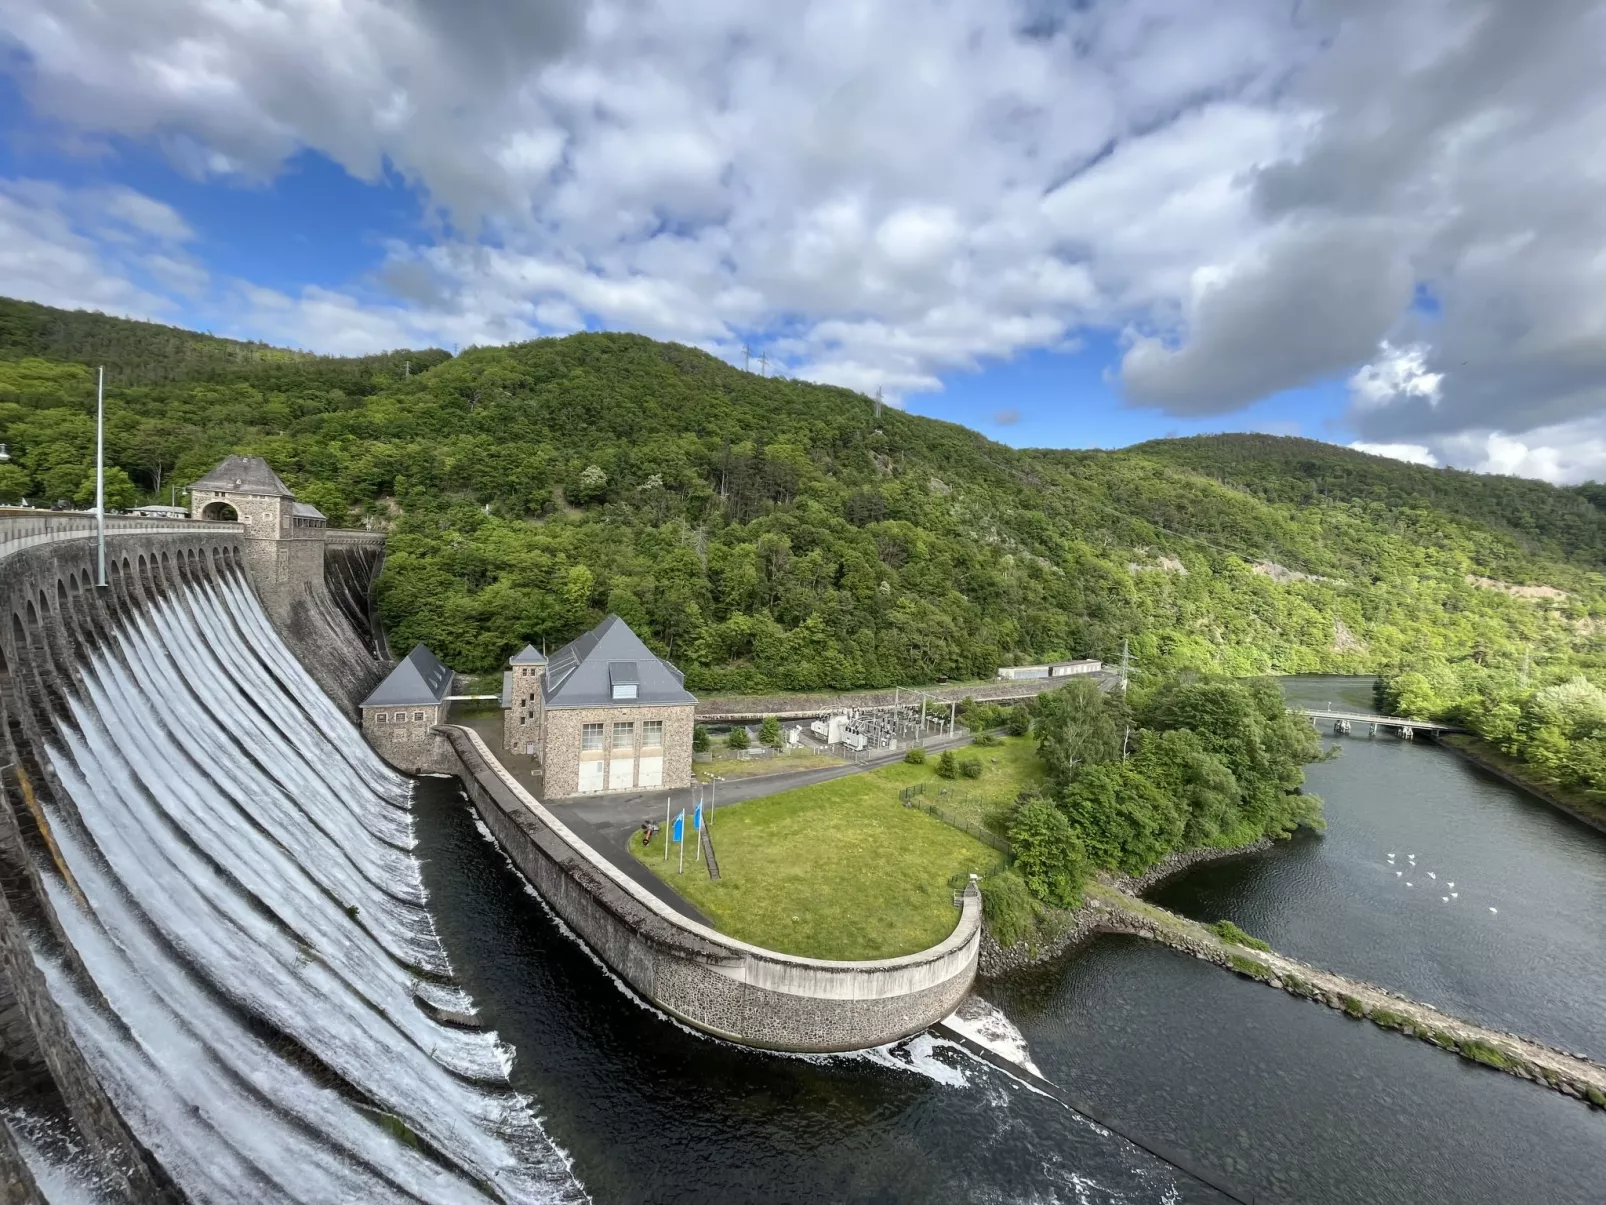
[34,574,586,1203]
[943,996,1044,1078]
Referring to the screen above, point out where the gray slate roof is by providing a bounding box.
[191,455,295,498]
[542,615,696,709]
[509,644,547,665]
[361,643,454,708]
[292,501,325,519]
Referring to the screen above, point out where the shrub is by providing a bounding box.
[1006,707,1032,736]
[1227,954,1268,978]
[979,870,1035,948]
[1211,919,1271,951]
[935,750,958,779]
[959,756,983,779]
[726,726,750,751]
[759,715,782,748]
[1341,995,1365,1018]
[692,725,710,753]
[1007,797,1087,908]
[972,733,1001,748]
[904,746,927,765]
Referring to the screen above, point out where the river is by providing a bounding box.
[414,676,1606,1204]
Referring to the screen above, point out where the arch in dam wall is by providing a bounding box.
[435,724,982,1053]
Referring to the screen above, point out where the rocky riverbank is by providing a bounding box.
[977,837,1276,978]
[1088,885,1606,1108]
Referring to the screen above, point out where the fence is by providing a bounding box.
[899,782,1014,859]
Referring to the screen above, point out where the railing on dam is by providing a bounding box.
[0,512,241,562]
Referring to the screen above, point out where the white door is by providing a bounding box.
[637,755,663,788]
[608,756,635,791]
[524,742,537,757]
[578,760,605,794]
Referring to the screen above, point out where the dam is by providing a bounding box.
[0,508,583,1201]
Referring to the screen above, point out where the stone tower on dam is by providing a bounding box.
[189,454,388,709]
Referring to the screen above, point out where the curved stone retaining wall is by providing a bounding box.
[437,725,981,1052]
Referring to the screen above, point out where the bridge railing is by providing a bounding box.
[0,512,240,563]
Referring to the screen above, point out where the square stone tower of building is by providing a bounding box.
[189,454,326,622]
[503,644,548,757]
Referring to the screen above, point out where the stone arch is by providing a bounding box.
[56,579,66,611]
[24,599,37,631]
[201,500,238,522]
[37,589,49,617]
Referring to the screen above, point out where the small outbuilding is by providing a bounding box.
[360,642,454,773]
[502,615,696,796]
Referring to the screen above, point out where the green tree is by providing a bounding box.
[1060,761,1186,875]
[692,725,710,753]
[726,726,750,751]
[935,750,958,779]
[759,715,782,748]
[959,756,983,779]
[74,466,139,511]
[0,462,29,503]
[903,745,927,765]
[1035,677,1126,792]
[1007,796,1087,907]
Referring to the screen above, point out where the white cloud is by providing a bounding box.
[0,0,1600,464]
[1349,441,1440,468]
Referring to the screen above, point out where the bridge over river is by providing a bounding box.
[1300,707,1466,738]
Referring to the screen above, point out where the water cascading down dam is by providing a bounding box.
[0,510,585,1202]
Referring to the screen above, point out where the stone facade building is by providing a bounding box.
[360,643,453,773]
[504,615,696,797]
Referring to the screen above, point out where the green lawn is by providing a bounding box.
[633,735,1045,959]
[884,734,1048,831]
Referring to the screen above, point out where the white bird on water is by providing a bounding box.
[1428,872,1436,880]
[1490,907,1499,914]
[1406,882,1414,887]
[1442,896,1449,902]
[1396,871,1403,877]
[1447,882,1454,888]
[1451,893,1458,899]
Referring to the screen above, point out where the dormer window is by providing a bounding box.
[609,661,639,701]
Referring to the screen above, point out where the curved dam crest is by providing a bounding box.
[0,521,585,1202]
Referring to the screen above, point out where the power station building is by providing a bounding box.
[502,614,696,797]
[358,643,454,774]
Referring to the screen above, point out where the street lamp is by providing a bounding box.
[0,442,10,462]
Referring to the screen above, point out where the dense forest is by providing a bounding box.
[3,296,1604,701]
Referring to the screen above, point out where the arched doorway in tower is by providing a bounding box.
[200,501,238,522]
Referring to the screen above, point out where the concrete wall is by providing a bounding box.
[695,676,1093,722]
[541,702,695,797]
[435,725,980,1052]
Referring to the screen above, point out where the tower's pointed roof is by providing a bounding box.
[361,643,454,707]
[509,644,547,666]
[542,615,695,708]
[190,455,295,498]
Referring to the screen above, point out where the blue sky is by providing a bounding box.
[0,1,1600,479]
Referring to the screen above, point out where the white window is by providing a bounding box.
[612,722,634,750]
[582,723,605,752]
[642,720,664,749]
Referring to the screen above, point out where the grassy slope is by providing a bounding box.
[633,736,1040,957]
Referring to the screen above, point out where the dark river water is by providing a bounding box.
[415,676,1606,1204]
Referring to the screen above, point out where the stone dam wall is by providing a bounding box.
[0,515,391,1198]
[433,724,982,1053]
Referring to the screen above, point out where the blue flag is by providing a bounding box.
[672,810,684,844]
[693,802,703,831]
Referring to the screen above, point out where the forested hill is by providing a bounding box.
[2,297,1602,693]
[1131,433,1606,570]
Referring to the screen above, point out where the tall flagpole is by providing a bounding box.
[663,795,670,862]
[95,366,106,587]
[678,811,685,875]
